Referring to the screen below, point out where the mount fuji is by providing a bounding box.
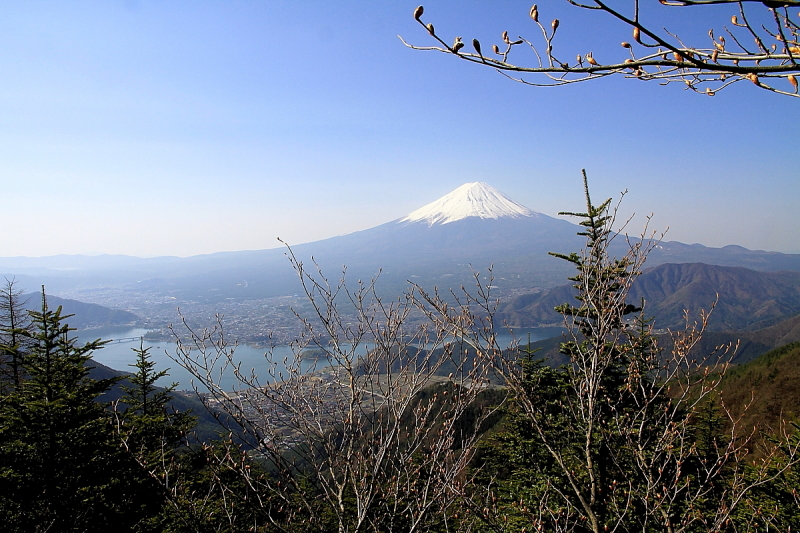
[280,182,583,296]
[2,182,800,303]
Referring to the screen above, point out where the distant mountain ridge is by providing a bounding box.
[497,263,800,331]
[2,183,800,304]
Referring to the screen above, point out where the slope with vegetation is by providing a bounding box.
[717,342,800,437]
[518,309,800,368]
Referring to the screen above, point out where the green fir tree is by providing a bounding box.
[0,288,146,532]
[0,278,33,392]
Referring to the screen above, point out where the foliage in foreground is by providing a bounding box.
[0,291,147,531]
[1,176,799,531]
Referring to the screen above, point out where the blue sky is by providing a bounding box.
[1,0,797,257]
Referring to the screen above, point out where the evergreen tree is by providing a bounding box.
[0,278,33,391]
[116,341,196,532]
[731,422,800,530]
[122,341,172,415]
[119,341,194,455]
[472,342,576,531]
[0,288,144,532]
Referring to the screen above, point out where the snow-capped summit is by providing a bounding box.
[399,182,537,226]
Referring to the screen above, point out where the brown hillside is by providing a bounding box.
[717,343,800,438]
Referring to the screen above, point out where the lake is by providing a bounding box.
[79,325,565,391]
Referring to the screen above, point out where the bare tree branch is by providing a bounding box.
[169,243,500,532]
[402,2,800,96]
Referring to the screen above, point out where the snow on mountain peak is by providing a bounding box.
[400,182,537,226]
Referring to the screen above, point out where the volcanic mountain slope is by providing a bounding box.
[287,182,582,296]
[161,182,584,300]
[496,263,800,331]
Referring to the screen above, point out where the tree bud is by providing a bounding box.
[530,5,538,21]
[493,44,500,55]
[789,74,798,90]
[452,37,464,53]
[586,53,598,66]
[746,73,759,84]
[731,15,738,25]
[711,50,719,62]
[472,38,482,55]
[502,31,510,44]
[551,19,559,31]
[414,5,424,21]
[426,23,435,35]
[705,88,715,96]
[621,42,631,48]
[633,27,642,44]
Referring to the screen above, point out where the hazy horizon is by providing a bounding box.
[4,178,799,259]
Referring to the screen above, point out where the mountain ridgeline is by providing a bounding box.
[1,182,799,305]
[20,292,140,329]
[498,262,800,331]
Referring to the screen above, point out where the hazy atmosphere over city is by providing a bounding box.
[2,0,798,258]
